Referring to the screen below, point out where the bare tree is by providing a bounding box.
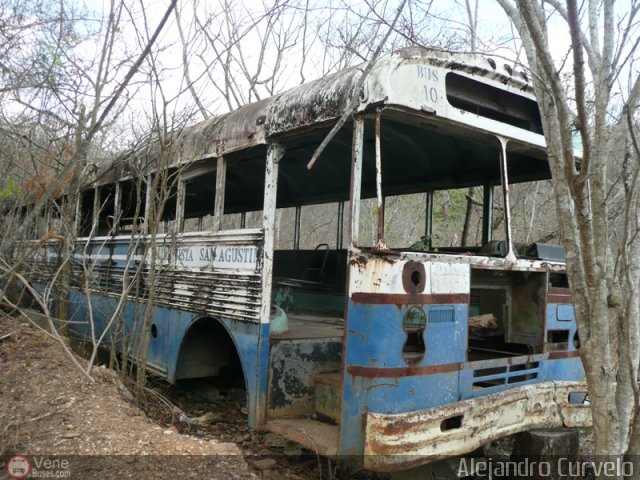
[0,0,177,253]
[0,0,177,384]
[497,0,640,463]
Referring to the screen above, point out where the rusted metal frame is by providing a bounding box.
[497,136,515,261]
[351,292,470,305]
[349,117,365,248]
[260,142,285,324]
[347,350,577,378]
[348,363,461,378]
[91,186,100,235]
[373,108,389,251]
[425,191,433,249]
[469,258,548,272]
[257,142,285,427]
[363,381,591,471]
[548,350,580,359]
[482,183,493,244]
[547,294,573,305]
[213,156,226,232]
[293,206,301,250]
[175,176,186,233]
[547,287,572,304]
[112,182,121,233]
[337,201,345,249]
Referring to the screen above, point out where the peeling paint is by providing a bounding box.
[363,381,591,472]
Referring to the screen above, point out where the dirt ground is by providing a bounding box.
[0,315,265,479]
[0,315,384,480]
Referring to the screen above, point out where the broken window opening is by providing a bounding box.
[97,184,116,236]
[182,167,217,233]
[118,179,146,234]
[468,269,546,362]
[78,188,95,237]
[445,72,543,134]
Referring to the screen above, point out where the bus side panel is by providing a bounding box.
[60,230,267,425]
[165,312,266,427]
[65,286,267,427]
[339,300,467,456]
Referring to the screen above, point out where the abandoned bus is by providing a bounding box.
[21,47,590,470]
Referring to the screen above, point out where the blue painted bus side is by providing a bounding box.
[338,298,584,457]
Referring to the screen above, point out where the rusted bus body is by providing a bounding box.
[14,48,591,470]
[339,250,586,470]
[14,230,271,425]
[364,381,590,471]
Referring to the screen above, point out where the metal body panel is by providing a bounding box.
[546,303,579,351]
[71,229,264,323]
[19,230,269,427]
[64,287,266,427]
[267,337,342,418]
[338,250,585,461]
[363,381,591,472]
[345,302,467,368]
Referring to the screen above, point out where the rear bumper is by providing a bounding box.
[363,381,591,472]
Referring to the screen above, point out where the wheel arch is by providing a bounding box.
[173,316,247,390]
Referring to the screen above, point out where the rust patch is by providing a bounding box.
[347,362,461,378]
[351,292,469,305]
[349,255,369,268]
[548,287,572,304]
[402,261,426,294]
[547,350,580,360]
[349,350,575,379]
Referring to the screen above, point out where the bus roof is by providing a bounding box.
[95,47,546,189]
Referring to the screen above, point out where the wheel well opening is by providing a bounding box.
[175,318,245,388]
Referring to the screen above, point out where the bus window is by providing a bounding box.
[431,187,484,249]
[78,189,95,237]
[49,196,66,236]
[221,213,242,230]
[384,193,426,249]
[119,179,146,233]
[220,211,262,230]
[183,168,216,232]
[275,207,296,249]
[299,203,339,249]
[491,186,507,243]
[156,170,179,229]
[97,185,116,236]
[243,211,263,229]
[358,198,377,247]
[509,180,558,244]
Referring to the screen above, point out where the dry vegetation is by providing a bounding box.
[0,315,258,478]
[0,315,387,479]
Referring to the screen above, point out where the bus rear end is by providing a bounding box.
[343,252,588,471]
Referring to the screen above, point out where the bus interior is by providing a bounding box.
[212,110,563,420]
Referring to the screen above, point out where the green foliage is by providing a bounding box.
[0,179,22,198]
